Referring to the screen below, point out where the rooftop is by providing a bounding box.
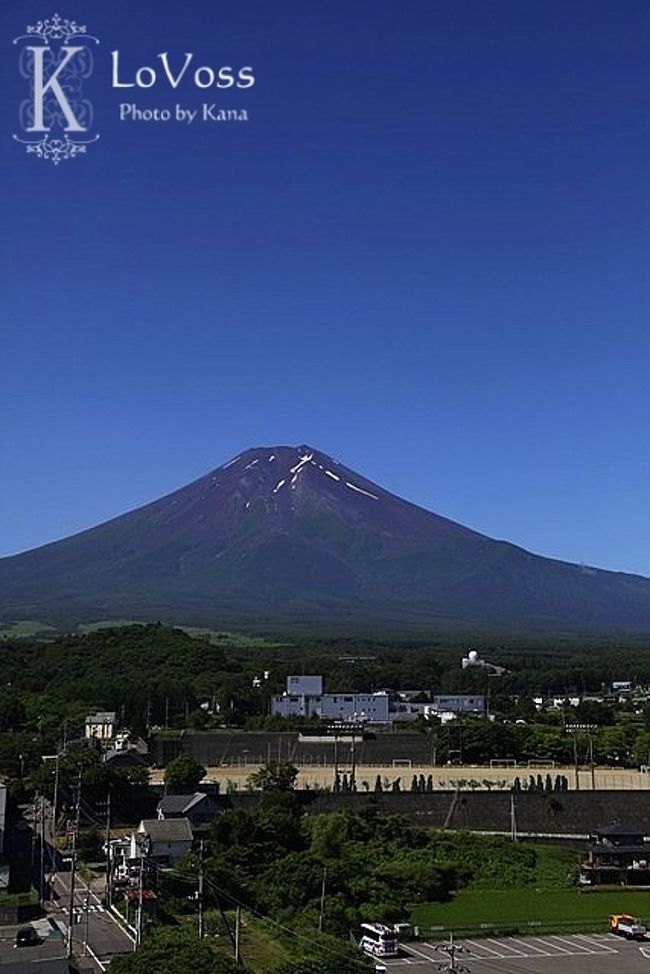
[139,817,193,843]
[594,823,645,838]
[86,711,117,724]
[157,793,206,816]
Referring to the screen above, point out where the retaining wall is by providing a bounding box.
[225,789,650,836]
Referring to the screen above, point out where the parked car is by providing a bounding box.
[609,914,647,940]
[15,925,39,948]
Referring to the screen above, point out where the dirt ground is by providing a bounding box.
[149,764,650,791]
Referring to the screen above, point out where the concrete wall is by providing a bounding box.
[223,789,650,836]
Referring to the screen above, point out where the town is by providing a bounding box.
[3,624,650,972]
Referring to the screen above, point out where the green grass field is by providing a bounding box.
[0,620,59,639]
[411,888,650,935]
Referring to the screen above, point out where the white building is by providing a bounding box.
[390,701,427,722]
[429,694,486,715]
[85,711,117,741]
[272,676,390,723]
[286,675,323,695]
[461,650,507,675]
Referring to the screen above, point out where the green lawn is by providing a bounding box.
[411,889,650,935]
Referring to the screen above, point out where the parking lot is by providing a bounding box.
[385,933,650,974]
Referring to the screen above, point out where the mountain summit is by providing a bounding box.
[2,444,650,633]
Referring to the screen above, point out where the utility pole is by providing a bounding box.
[51,754,60,840]
[510,793,517,842]
[40,796,46,904]
[135,844,145,948]
[573,733,580,790]
[197,840,205,939]
[318,866,327,933]
[105,788,112,908]
[67,766,82,959]
[235,905,241,964]
[83,893,90,956]
[30,802,37,867]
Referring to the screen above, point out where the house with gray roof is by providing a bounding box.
[156,792,222,833]
[134,818,193,865]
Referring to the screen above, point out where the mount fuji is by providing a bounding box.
[2,444,650,633]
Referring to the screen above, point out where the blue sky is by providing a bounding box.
[1,0,650,575]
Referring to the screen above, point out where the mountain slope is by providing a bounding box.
[1,444,650,632]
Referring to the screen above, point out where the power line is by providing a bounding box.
[201,875,374,971]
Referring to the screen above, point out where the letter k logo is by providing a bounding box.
[26,45,86,132]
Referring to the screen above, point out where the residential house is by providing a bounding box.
[85,711,117,742]
[580,823,650,886]
[136,818,193,866]
[157,792,223,834]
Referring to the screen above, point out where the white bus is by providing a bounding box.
[359,923,399,957]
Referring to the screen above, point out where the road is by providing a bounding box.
[20,798,135,969]
[50,868,135,969]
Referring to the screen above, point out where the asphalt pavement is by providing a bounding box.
[50,869,135,969]
[384,933,650,974]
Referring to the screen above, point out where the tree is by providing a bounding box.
[163,753,206,793]
[110,928,241,974]
[247,761,298,792]
[0,693,26,732]
[272,938,373,974]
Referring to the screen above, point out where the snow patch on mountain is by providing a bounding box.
[345,482,378,500]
